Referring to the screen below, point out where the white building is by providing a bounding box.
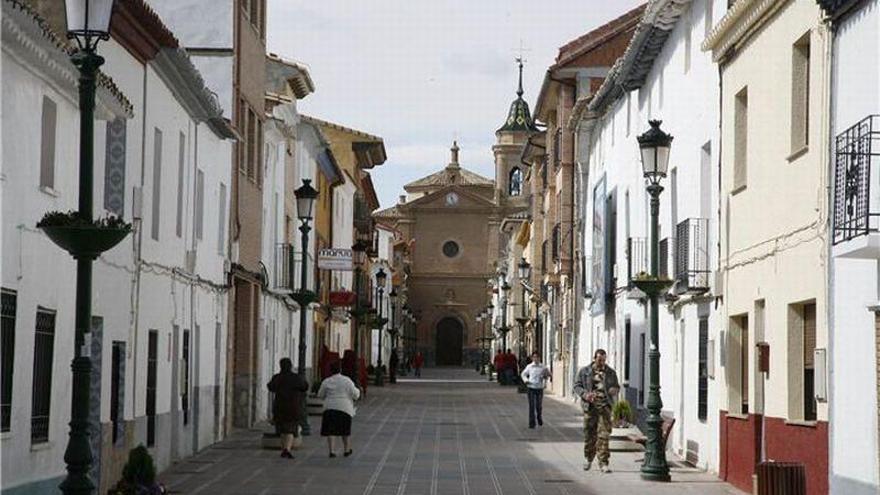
[575,0,722,471]
[258,54,315,422]
[1,0,234,492]
[823,0,880,493]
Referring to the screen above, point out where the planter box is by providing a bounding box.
[609,426,645,452]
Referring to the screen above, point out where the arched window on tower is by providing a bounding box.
[509,167,523,196]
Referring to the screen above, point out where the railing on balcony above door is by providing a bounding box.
[675,218,710,294]
[274,243,315,294]
[833,114,880,245]
[626,236,648,288]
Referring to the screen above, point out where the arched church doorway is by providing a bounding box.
[435,317,464,366]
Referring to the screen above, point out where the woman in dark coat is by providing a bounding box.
[267,358,309,458]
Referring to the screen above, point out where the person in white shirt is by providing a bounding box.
[317,361,361,458]
[521,352,551,428]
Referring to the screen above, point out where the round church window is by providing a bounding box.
[442,240,460,258]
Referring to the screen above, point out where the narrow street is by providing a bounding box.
[160,369,741,495]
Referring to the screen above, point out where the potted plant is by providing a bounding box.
[37,210,131,260]
[108,445,166,495]
[631,270,674,297]
[612,399,635,428]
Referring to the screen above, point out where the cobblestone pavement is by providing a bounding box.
[160,368,743,495]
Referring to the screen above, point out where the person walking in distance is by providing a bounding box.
[493,349,505,383]
[573,349,620,473]
[389,349,399,384]
[411,351,424,378]
[317,361,361,458]
[267,358,309,459]
[521,352,551,429]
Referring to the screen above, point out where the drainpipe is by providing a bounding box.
[132,62,149,418]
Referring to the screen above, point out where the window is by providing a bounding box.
[698,317,709,421]
[552,224,561,262]
[733,87,748,191]
[791,33,811,154]
[182,329,190,425]
[151,129,163,241]
[195,169,205,241]
[705,0,715,39]
[1,290,16,432]
[442,240,459,258]
[684,14,692,74]
[639,333,646,405]
[659,238,669,279]
[624,319,631,382]
[146,330,158,446]
[110,341,125,444]
[40,96,57,190]
[788,301,817,421]
[176,132,186,238]
[31,308,56,443]
[218,183,227,254]
[509,167,523,196]
[728,314,749,415]
[247,109,256,179]
[104,118,127,215]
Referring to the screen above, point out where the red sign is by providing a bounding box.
[329,291,355,307]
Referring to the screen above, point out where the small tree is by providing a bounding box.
[109,445,165,495]
[612,399,634,428]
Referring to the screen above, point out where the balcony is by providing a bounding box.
[675,218,710,295]
[274,243,316,294]
[833,115,880,259]
[627,236,648,289]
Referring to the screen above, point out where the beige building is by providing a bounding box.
[374,144,498,365]
[374,66,535,366]
[703,1,830,493]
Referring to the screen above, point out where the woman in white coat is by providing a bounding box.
[317,361,361,457]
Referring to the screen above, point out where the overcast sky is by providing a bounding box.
[267,0,644,209]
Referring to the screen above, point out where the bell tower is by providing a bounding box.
[494,58,537,205]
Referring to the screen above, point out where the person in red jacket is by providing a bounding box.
[503,349,518,385]
[412,351,424,378]
[493,350,506,383]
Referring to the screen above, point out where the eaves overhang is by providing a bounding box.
[589,0,691,114]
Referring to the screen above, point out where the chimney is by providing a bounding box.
[399,195,406,204]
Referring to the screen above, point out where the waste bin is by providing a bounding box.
[756,461,806,495]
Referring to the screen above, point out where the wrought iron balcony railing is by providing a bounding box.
[675,218,710,294]
[274,243,315,294]
[833,114,880,245]
[627,236,648,288]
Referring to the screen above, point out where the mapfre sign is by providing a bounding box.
[318,248,353,271]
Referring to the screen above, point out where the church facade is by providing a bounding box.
[374,65,536,366]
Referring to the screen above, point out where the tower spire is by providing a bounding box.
[516,56,524,98]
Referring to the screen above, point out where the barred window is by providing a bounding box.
[1,290,16,432]
[31,308,56,443]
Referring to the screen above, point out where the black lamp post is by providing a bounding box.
[292,179,318,435]
[485,305,494,381]
[350,239,368,387]
[500,279,511,352]
[516,258,531,361]
[374,268,387,386]
[388,288,398,383]
[635,120,674,482]
[46,3,122,494]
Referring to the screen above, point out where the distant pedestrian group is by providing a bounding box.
[493,349,518,385]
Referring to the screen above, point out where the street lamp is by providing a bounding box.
[500,279,511,352]
[350,239,368,387]
[635,120,674,482]
[374,268,387,386]
[485,305,494,381]
[516,258,531,362]
[292,179,318,435]
[388,288,398,383]
[50,3,120,494]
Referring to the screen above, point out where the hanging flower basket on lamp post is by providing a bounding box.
[38,211,131,260]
